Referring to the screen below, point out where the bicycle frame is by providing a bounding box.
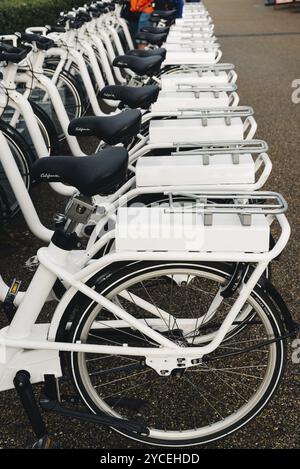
[22,32,106,117]
[10,16,237,144]
[0,1,295,450]
[0,91,290,390]
[46,8,220,87]
[0,199,291,391]
[0,44,85,156]
[0,104,267,247]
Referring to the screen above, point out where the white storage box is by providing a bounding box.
[115,207,270,253]
[149,118,244,144]
[161,72,232,90]
[170,26,213,34]
[165,43,217,52]
[135,154,255,186]
[167,33,214,42]
[182,10,208,15]
[151,91,230,112]
[175,18,211,24]
[164,51,217,65]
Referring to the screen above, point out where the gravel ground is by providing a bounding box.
[0,0,299,449]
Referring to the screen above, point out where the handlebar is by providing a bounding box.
[0,43,28,63]
[17,32,55,50]
[45,25,66,33]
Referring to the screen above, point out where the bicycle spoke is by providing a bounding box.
[184,375,225,420]
[94,368,152,389]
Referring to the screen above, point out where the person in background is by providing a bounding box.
[132,0,154,32]
[120,0,141,43]
[132,0,184,48]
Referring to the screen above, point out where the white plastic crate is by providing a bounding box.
[175,17,211,24]
[165,42,217,52]
[161,71,234,90]
[164,50,218,65]
[149,117,244,144]
[115,207,270,253]
[170,26,213,35]
[151,91,230,112]
[167,33,214,42]
[135,154,255,187]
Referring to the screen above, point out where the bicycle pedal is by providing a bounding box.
[25,255,40,272]
[32,435,58,449]
[3,278,21,322]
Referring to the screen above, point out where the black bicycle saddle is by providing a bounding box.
[32,147,129,197]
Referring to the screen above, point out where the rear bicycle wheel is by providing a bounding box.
[65,261,287,447]
[0,120,34,221]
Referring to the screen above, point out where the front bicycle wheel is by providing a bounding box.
[26,67,87,142]
[65,261,287,447]
[1,100,59,158]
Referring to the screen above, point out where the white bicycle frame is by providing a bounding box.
[0,0,292,399]
[0,37,86,156]
[0,190,290,391]
[19,8,226,118]
[0,126,273,249]
[0,104,261,242]
[28,28,110,116]
[78,7,219,80]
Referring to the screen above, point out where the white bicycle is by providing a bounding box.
[0,0,297,449]
[0,130,297,447]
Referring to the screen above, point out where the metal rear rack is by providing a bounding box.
[179,19,213,25]
[171,139,268,153]
[176,106,254,126]
[175,83,237,97]
[164,191,287,226]
[171,139,268,164]
[178,37,218,46]
[170,43,221,53]
[174,63,235,75]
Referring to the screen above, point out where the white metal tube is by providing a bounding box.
[0,131,53,241]
[6,243,70,339]
[38,248,180,350]
[0,335,180,357]
[36,73,86,156]
[10,91,50,157]
[244,116,257,140]
[69,49,103,116]
[0,262,276,358]
[5,88,76,197]
[0,276,9,302]
[91,35,116,85]
[100,29,127,84]
[118,18,134,50]
[79,41,106,104]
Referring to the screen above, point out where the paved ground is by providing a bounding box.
[0,0,299,449]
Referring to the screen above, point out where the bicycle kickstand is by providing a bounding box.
[13,370,57,449]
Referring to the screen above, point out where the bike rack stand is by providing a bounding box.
[13,370,55,449]
[13,371,149,448]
